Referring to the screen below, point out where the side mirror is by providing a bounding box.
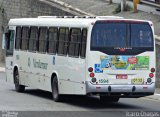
[2,34,6,49]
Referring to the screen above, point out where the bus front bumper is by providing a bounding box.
[86,82,155,97]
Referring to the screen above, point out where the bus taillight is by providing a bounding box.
[151,68,155,73]
[149,73,154,78]
[88,67,93,72]
[90,73,95,78]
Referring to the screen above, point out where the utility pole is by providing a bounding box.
[121,0,126,12]
[134,0,140,13]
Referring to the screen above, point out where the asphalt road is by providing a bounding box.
[0,72,160,117]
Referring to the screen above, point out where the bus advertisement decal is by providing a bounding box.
[100,55,149,70]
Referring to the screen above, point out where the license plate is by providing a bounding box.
[131,78,144,84]
[116,74,128,79]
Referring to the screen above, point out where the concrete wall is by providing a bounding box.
[0,0,74,62]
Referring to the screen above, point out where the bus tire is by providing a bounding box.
[52,76,62,102]
[14,69,25,92]
[100,96,119,103]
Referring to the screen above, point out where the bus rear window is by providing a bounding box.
[131,24,153,47]
[91,21,154,55]
[91,23,127,48]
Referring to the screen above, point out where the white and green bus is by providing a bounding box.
[3,16,156,102]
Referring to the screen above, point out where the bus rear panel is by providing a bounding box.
[86,20,155,98]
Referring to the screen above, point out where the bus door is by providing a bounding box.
[5,26,16,83]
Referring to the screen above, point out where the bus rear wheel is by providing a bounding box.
[14,69,25,92]
[52,76,62,102]
[100,96,119,103]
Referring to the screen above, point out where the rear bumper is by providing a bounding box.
[86,82,155,97]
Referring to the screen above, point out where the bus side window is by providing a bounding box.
[48,27,58,54]
[80,29,87,58]
[38,27,48,53]
[58,28,69,55]
[29,27,38,52]
[15,27,22,50]
[68,28,81,57]
[21,27,29,51]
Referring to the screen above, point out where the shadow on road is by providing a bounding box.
[16,89,144,110]
[61,96,143,110]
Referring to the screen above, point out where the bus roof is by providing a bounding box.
[8,16,152,28]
